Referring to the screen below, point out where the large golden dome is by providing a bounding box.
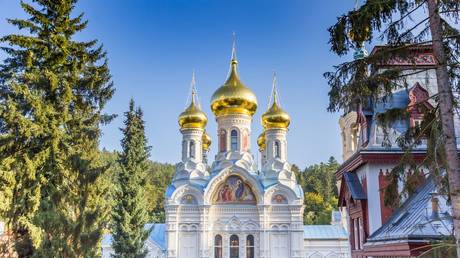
[202,130,212,151]
[210,58,258,117]
[261,89,290,130]
[178,94,208,129]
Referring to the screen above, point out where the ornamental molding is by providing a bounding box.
[385,53,436,66]
[169,184,204,205]
[178,223,200,232]
[264,183,299,205]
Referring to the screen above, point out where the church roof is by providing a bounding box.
[147,223,167,250]
[303,225,348,240]
[366,177,453,244]
[101,224,167,251]
[343,172,367,200]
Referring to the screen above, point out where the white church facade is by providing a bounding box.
[101,44,350,258]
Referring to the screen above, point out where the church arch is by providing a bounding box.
[213,175,256,204]
[264,183,298,205]
[170,184,204,205]
[204,166,264,205]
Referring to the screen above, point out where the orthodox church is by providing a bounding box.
[101,43,350,258]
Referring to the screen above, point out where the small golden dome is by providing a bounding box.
[257,131,266,151]
[178,94,208,129]
[348,26,370,44]
[202,130,212,151]
[261,80,290,129]
[210,58,258,117]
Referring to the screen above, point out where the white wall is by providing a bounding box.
[304,238,350,258]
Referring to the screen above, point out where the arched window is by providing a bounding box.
[219,130,227,152]
[189,141,195,158]
[246,235,254,258]
[182,140,187,158]
[230,235,239,258]
[274,141,281,158]
[214,235,222,258]
[231,130,238,151]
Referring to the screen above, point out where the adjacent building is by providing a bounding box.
[337,45,456,258]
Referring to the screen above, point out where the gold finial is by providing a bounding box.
[178,71,208,129]
[261,72,291,129]
[231,32,237,62]
[268,71,280,108]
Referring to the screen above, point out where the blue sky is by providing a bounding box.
[0,0,358,168]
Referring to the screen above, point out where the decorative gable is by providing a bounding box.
[407,82,433,127]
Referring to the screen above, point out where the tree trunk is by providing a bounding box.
[427,0,460,256]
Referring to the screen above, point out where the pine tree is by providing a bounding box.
[0,0,114,256]
[325,0,460,255]
[112,100,150,258]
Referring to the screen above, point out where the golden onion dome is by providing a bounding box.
[202,130,212,151]
[257,131,266,151]
[261,88,291,130]
[210,58,258,117]
[348,25,370,44]
[178,94,208,129]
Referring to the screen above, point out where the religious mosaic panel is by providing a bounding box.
[214,175,256,204]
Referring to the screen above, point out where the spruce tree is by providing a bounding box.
[112,100,150,258]
[0,0,114,256]
[325,0,460,255]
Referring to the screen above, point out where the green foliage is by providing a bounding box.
[145,162,175,223]
[0,0,114,256]
[296,157,340,225]
[112,100,150,258]
[99,150,175,224]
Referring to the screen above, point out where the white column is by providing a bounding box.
[265,128,288,162]
[181,128,204,163]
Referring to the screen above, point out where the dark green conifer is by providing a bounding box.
[0,0,114,256]
[112,100,150,258]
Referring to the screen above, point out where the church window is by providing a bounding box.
[189,141,195,158]
[214,235,222,258]
[231,130,238,151]
[274,141,281,158]
[246,235,254,258]
[219,130,227,152]
[230,235,239,258]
